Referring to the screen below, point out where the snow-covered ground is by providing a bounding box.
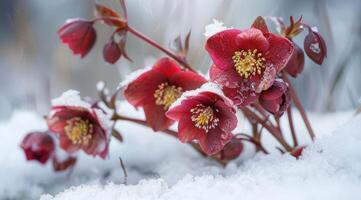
[0,102,359,200]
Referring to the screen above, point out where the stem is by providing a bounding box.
[127,25,195,72]
[287,107,298,147]
[283,73,315,141]
[111,114,228,166]
[242,107,292,152]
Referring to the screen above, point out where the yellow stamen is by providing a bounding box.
[64,117,92,145]
[232,49,266,79]
[190,104,219,132]
[154,82,183,110]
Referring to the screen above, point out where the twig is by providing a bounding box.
[119,157,128,185]
[287,107,298,147]
[283,72,315,140]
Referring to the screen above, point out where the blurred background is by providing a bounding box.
[0,0,360,120]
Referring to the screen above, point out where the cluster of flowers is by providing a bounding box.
[21,1,326,170]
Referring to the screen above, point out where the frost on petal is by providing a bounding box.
[51,90,91,110]
[256,64,276,92]
[204,19,229,38]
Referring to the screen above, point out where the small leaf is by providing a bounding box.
[283,16,304,38]
[94,3,126,28]
[251,16,269,33]
[112,128,123,142]
[184,31,191,53]
[304,29,327,65]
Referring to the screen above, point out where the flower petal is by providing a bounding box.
[264,32,294,72]
[222,85,259,107]
[209,64,240,88]
[152,57,182,78]
[124,70,167,107]
[214,100,237,132]
[198,128,233,155]
[178,114,205,142]
[143,102,174,131]
[169,71,206,91]
[205,29,242,70]
[235,28,269,52]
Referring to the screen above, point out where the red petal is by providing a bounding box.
[178,114,205,142]
[103,41,121,64]
[264,32,294,72]
[169,71,206,91]
[209,64,240,88]
[304,31,327,65]
[222,85,259,107]
[143,102,174,131]
[152,58,182,78]
[214,100,237,132]
[235,28,269,52]
[124,70,167,107]
[251,16,269,34]
[205,29,242,70]
[198,128,233,155]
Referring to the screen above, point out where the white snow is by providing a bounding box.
[204,19,229,38]
[118,66,152,89]
[51,90,91,110]
[0,102,358,200]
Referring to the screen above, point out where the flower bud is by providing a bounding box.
[103,41,121,64]
[20,131,55,164]
[259,79,290,117]
[220,137,244,160]
[284,42,305,78]
[57,19,96,58]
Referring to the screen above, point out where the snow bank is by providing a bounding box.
[0,103,356,200]
[42,112,361,200]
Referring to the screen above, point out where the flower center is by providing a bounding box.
[64,117,93,146]
[154,82,183,110]
[232,49,266,79]
[190,104,219,132]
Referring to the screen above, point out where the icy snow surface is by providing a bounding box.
[0,101,359,200]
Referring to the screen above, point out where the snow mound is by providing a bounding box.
[42,112,361,200]
[51,90,91,110]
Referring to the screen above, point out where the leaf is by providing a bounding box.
[304,29,327,65]
[94,3,126,28]
[112,128,123,142]
[251,16,269,33]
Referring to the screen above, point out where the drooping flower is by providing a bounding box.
[206,17,294,107]
[124,58,207,131]
[166,92,237,155]
[20,131,55,164]
[57,19,96,58]
[259,79,290,117]
[284,42,305,78]
[220,136,244,160]
[47,91,111,159]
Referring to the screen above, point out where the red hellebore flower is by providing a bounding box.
[166,92,237,155]
[124,58,207,131]
[20,131,55,164]
[259,79,290,117]
[57,19,96,58]
[47,106,110,159]
[206,22,294,107]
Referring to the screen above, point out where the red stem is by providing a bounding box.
[126,25,195,72]
[287,107,298,147]
[283,73,315,141]
[242,107,292,152]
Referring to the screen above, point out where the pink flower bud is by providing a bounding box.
[304,30,327,65]
[20,131,55,164]
[259,79,290,117]
[57,19,96,58]
[284,42,305,78]
[103,41,121,64]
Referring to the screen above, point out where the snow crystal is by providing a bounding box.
[204,19,229,38]
[310,43,321,54]
[118,66,152,89]
[51,90,91,110]
[96,81,105,92]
